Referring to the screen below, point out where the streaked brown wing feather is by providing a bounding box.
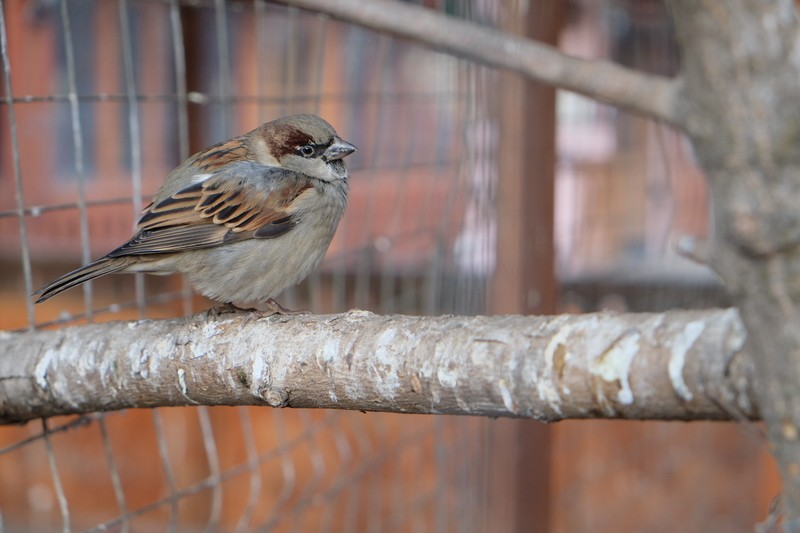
[110,163,314,257]
[186,135,254,171]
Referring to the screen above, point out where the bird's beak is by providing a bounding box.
[323,138,357,162]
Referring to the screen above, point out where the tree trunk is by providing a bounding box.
[667,1,800,526]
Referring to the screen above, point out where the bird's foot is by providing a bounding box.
[238,299,309,326]
[205,299,308,323]
[261,298,310,316]
[205,302,244,318]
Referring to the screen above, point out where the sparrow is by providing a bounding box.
[34,114,356,310]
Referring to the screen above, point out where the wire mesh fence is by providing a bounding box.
[1,410,490,532]
[0,0,779,531]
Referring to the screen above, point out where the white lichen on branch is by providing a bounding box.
[0,309,755,424]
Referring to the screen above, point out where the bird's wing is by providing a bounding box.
[108,162,315,257]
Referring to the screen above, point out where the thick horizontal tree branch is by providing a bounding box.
[275,0,682,126]
[0,309,755,424]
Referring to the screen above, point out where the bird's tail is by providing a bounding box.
[34,257,128,303]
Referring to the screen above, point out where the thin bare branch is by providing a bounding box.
[274,0,682,126]
[0,309,755,424]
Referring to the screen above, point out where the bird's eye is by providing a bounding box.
[299,145,315,157]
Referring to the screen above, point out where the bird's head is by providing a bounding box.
[254,114,356,182]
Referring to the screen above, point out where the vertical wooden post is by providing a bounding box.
[489,2,565,531]
[491,7,560,318]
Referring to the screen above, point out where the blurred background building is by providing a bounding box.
[0,0,777,531]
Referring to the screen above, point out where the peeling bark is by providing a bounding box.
[0,309,755,424]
